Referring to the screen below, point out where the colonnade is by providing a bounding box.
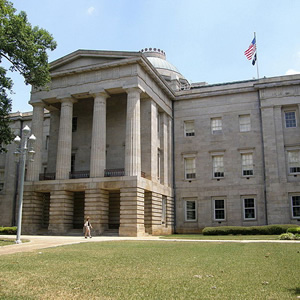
[26,87,171,183]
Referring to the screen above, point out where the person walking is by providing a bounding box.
[84,216,93,238]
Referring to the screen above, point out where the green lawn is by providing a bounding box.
[0,238,16,246]
[0,241,299,299]
[160,234,280,240]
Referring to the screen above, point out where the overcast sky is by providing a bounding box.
[5,0,300,112]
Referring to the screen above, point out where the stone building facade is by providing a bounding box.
[0,48,299,235]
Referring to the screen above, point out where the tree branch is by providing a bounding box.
[0,51,24,74]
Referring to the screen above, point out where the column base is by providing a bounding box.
[119,224,146,237]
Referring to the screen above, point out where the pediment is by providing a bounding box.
[50,49,140,74]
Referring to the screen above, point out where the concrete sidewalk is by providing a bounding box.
[1,235,299,256]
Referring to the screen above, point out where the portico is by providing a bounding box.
[22,49,174,236]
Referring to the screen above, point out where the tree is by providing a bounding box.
[0,0,57,152]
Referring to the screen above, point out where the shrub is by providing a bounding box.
[202,224,299,236]
[0,227,17,235]
[287,227,300,234]
[295,234,300,240]
[279,233,295,240]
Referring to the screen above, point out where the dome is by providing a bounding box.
[140,48,185,80]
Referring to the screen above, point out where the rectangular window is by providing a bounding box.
[291,195,300,218]
[72,117,78,132]
[288,150,300,174]
[243,198,256,220]
[242,153,254,176]
[211,117,222,134]
[285,111,296,128]
[185,200,196,221]
[184,121,195,137]
[239,115,251,132]
[213,155,224,178]
[185,157,196,179]
[214,199,225,220]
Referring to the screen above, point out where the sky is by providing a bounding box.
[4,0,300,112]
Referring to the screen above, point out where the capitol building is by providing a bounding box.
[0,48,299,236]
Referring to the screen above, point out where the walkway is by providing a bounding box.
[1,235,299,256]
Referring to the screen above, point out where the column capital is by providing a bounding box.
[90,89,110,99]
[57,96,77,104]
[124,86,145,95]
[30,102,45,108]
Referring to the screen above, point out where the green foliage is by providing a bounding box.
[202,224,299,236]
[0,0,56,152]
[287,227,300,234]
[279,233,296,240]
[0,226,17,234]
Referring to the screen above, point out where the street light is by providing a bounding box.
[14,125,36,244]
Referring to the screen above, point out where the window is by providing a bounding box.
[291,195,300,218]
[185,200,197,221]
[184,157,196,179]
[239,115,251,132]
[184,121,195,137]
[285,111,296,128]
[243,197,256,220]
[288,150,300,174]
[72,117,78,132]
[211,117,222,134]
[213,155,224,178]
[214,199,225,220]
[242,153,254,176]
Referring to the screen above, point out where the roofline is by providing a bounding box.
[48,49,175,99]
[175,74,300,100]
[50,49,142,70]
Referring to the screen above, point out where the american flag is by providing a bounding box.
[244,37,256,60]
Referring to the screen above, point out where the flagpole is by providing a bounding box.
[254,32,260,79]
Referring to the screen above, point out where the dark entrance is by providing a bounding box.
[41,193,50,229]
[73,192,85,229]
[108,191,120,229]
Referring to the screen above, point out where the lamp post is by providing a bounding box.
[14,125,36,244]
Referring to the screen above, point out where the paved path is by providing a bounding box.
[1,235,299,256]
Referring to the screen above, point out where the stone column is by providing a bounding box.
[125,88,142,176]
[26,103,44,181]
[55,98,75,180]
[90,92,109,178]
[161,113,169,185]
[119,187,145,236]
[168,116,173,187]
[150,101,159,181]
[84,188,109,235]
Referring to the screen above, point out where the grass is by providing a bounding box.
[160,234,280,240]
[0,241,299,299]
[0,238,16,246]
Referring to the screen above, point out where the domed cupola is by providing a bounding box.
[140,48,186,81]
